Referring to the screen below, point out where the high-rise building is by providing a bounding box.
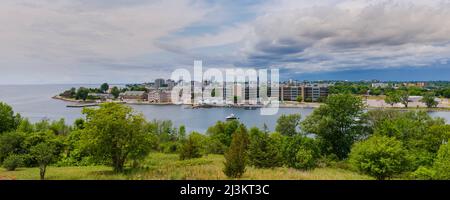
[155,78,165,88]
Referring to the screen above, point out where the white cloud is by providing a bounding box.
[0,0,210,65]
[240,0,450,73]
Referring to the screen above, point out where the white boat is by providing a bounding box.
[226,113,239,121]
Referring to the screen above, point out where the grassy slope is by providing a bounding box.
[0,153,371,180]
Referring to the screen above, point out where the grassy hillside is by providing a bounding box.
[0,153,371,180]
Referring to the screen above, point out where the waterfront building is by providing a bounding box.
[303,83,329,102]
[280,86,302,101]
[244,81,258,105]
[148,89,172,103]
[279,83,329,102]
[168,78,330,104]
[119,91,148,102]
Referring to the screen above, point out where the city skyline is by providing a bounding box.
[2,0,450,84]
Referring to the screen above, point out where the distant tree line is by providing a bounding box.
[59,83,122,101]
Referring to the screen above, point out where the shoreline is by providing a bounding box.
[53,96,450,111]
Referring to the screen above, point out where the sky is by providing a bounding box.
[1,0,450,84]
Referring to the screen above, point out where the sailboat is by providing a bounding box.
[226,113,239,121]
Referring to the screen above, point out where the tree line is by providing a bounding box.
[59,83,121,101]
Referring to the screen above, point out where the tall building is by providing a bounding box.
[303,83,329,102]
[155,78,165,88]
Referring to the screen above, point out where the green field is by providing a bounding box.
[0,153,370,180]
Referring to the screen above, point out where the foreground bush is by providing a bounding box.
[349,135,407,180]
[2,154,23,171]
[179,132,204,160]
[248,127,283,168]
[432,143,450,180]
[282,136,320,170]
[223,125,249,178]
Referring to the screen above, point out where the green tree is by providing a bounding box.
[0,102,21,133]
[372,111,448,169]
[206,120,240,148]
[432,143,450,179]
[60,87,76,98]
[100,83,109,93]
[223,125,249,178]
[275,114,301,136]
[247,127,282,168]
[281,135,320,170]
[421,93,438,108]
[81,103,150,172]
[301,94,366,159]
[0,132,26,163]
[49,118,70,135]
[76,87,90,101]
[74,118,85,130]
[30,142,58,180]
[179,132,204,160]
[110,86,121,99]
[178,125,186,141]
[17,118,34,133]
[2,154,23,171]
[398,90,409,108]
[211,88,216,97]
[296,96,303,102]
[349,135,407,180]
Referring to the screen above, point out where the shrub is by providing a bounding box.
[282,135,320,170]
[294,147,315,170]
[223,125,249,178]
[411,166,435,180]
[247,127,282,168]
[179,132,204,160]
[349,135,407,180]
[160,141,181,153]
[205,137,227,154]
[0,131,26,163]
[2,154,23,171]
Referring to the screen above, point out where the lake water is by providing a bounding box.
[0,84,449,133]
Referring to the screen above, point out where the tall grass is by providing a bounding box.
[0,153,371,180]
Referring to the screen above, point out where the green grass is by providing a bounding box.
[0,153,371,180]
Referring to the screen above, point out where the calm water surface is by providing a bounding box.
[0,85,449,133]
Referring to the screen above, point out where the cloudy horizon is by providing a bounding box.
[1,0,450,84]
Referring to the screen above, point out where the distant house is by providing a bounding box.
[371,83,388,88]
[148,89,171,103]
[119,91,148,102]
